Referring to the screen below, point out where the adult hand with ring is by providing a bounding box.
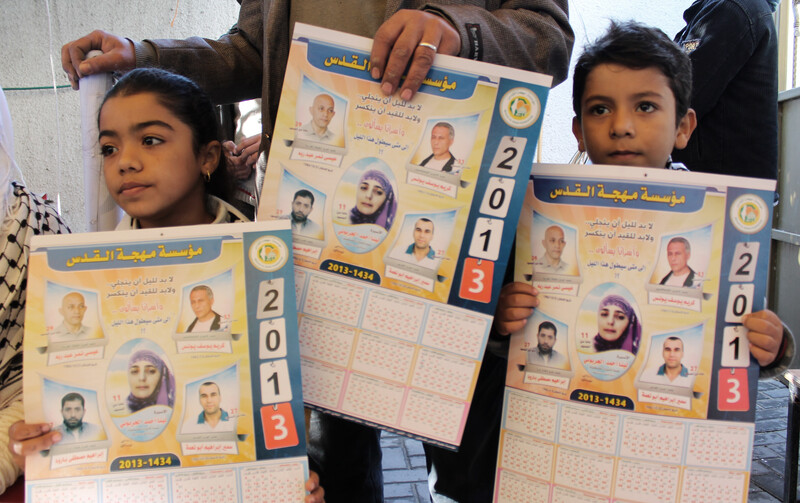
[418,42,438,52]
[370,9,461,101]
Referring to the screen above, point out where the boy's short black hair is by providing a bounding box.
[572,20,692,125]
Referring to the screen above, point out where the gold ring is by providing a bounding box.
[418,42,438,52]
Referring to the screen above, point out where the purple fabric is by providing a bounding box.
[593,294,641,354]
[126,349,175,412]
[349,169,397,230]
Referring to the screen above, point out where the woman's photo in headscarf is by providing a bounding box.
[576,284,643,381]
[349,168,397,231]
[126,348,175,413]
[107,339,176,441]
[332,157,399,254]
[593,294,642,355]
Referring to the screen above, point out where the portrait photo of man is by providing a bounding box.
[289,189,323,238]
[536,225,568,273]
[420,122,458,173]
[527,321,567,368]
[659,237,698,288]
[404,218,436,265]
[195,381,232,431]
[49,291,92,342]
[296,93,336,143]
[53,392,103,444]
[186,285,222,332]
[654,336,692,387]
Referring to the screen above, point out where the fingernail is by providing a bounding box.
[371,68,381,80]
[401,89,412,101]
[12,443,21,455]
[381,82,393,95]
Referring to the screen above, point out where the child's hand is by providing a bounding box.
[744,309,784,367]
[305,470,324,503]
[7,421,61,470]
[493,282,539,336]
[224,135,262,180]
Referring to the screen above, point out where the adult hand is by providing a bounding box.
[61,30,136,90]
[744,309,784,367]
[7,421,61,470]
[305,470,325,503]
[370,10,461,101]
[493,282,540,336]
[223,135,261,180]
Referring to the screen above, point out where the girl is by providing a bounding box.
[593,294,641,354]
[99,68,242,229]
[9,68,323,501]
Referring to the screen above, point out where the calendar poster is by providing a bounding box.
[494,164,775,502]
[23,221,309,502]
[257,24,551,448]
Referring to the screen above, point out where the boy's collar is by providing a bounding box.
[666,156,688,171]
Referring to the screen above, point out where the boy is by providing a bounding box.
[498,20,791,378]
[427,21,793,502]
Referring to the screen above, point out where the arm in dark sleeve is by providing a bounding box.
[133,0,264,105]
[678,2,757,119]
[427,0,574,86]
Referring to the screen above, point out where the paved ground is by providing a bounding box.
[750,377,796,502]
[380,377,796,502]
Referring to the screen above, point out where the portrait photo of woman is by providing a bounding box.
[349,168,397,231]
[593,294,642,355]
[126,348,175,413]
[106,339,176,440]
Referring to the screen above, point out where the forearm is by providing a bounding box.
[133,0,264,104]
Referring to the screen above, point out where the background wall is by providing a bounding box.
[0,0,240,231]
[0,0,686,232]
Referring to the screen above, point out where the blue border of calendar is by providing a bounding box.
[706,185,774,423]
[242,229,308,460]
[447,77,550,314]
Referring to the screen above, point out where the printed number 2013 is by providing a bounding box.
[261,403,299,450]
[728,242,759,282]
[259,318,287,359]
[459,257,494,303]
[260,360,292,404]
[257,278,284,319]
[468,218,504,261]
[479,177,515,218]
[724,284,754,323]
[717,368,749,411]
[721,326,750,368]
[489,136,527,177]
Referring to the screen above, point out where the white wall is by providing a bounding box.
[0,0,240,232]
[0,0,688,232]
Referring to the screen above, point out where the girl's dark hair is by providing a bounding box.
[572,20,692,126]
[100,68,232,202]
